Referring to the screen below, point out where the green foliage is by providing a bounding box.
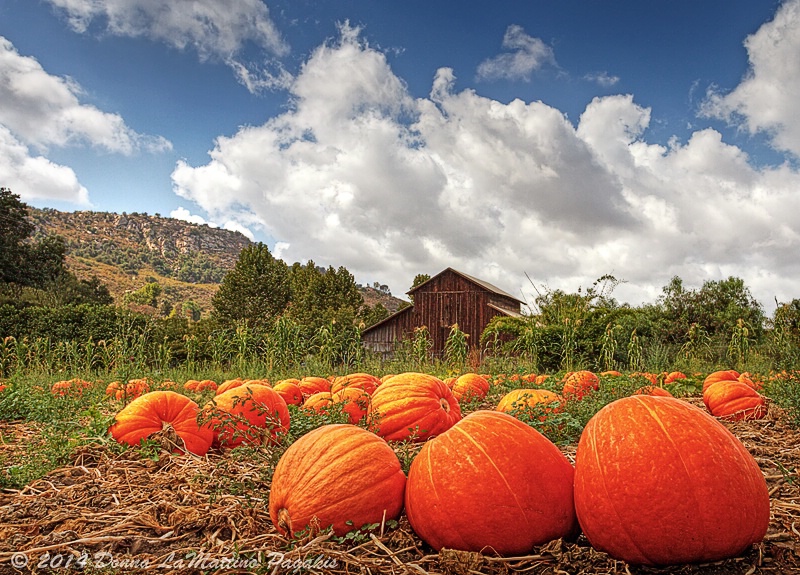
[764,373,800,428]
[124,281,163,308]
[444,323,469,372]
[212,243,291,331]
[656,275,766,345]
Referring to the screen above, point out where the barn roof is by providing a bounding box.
[362,268,524,335]
[408,267,524,304]
[361,302,413,333]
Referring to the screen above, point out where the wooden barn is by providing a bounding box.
[362,268,524,358]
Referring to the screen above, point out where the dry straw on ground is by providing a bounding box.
[0,405,798,574]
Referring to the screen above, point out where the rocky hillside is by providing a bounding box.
[28,208,406,317]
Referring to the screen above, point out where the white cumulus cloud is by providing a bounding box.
[0,125,90,205]
[476,25,557,82]
[45,0,292,92]
[701,0,800,159]
[172,22,800,310]
[0,36,170,205]
[0,36,171,154]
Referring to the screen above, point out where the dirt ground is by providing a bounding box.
[0,404,798,575]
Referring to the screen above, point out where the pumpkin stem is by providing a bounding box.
[440,398,450,413]
[277,508,293,535]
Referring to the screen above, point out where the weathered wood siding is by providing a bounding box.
[362,269,522,358]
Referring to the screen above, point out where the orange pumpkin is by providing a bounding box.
[663,371,687,384]
[215,378,246,395]
[273,381,304,406]
[737,373,762,390]
[298,376,332,398]
[634,385,674,397]
[405,410,577,555]
[703,380,767,421]
[450,373,490,402]
[600,370,623,377]
[331,387,371,424]
[368,373,461,442]
[184,379,217,392]
[52,378,93,397]
[495,388,561,417]
[269,424,406,537]
[204,384,290,448]
[631,371,658,385]
[702,370,741,393]
[109,390,214,456]
[105,378,151,400]
[574,395,769,565]
[330,372,381,396]
[562,370,599,400]
[303,391,333,414]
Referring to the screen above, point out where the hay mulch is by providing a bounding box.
[0,405,799,575]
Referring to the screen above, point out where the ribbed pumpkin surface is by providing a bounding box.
[269,424,406,537]
[204,384,290,448]
[405,410,577,555]
[368,372,461,442]
[110,390,213,456]
[496,388,561,413]
[574,395,770,565]
[703,380,767,421]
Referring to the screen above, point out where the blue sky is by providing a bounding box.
[1,0,799,311]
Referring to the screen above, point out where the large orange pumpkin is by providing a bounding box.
[574,395,770,565]
[109,390,214,456]
[272,381,304,406]
[562,370,599,400]
[368,372,461,442]
[105,379,150,400]
[330,372,381,396]
[450,373,490,402]
[298,376,331,398]
[703,380,767,421]
[215,378,247,395]
[204,384,290,448]
[702,370,740,393]
[269,424,406,537]
[184,379,218,393]
[405,410,577,555]
[495,388,561,417]
[663,371,687,385]
[633,385,674,398]
[331,387,371,424]
[303,391,333,414]
[52,378,93,397]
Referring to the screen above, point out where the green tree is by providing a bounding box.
[0,188,67,288]
[287,262,364,331]
[0,188,35,285]
[125,282,162,308]
[212,243,290,331]
[656,275,765,344]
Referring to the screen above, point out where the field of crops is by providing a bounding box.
[1,368,799,574]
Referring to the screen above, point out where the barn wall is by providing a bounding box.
[362,269,522,358]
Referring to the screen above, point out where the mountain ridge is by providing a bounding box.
[28,207,406,317]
